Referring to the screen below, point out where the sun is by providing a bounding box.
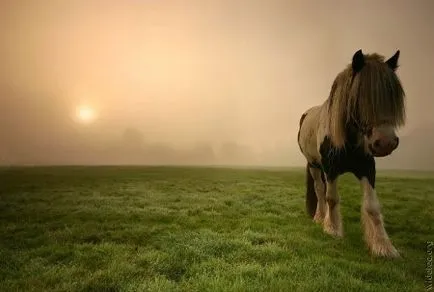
[75,105,96,124]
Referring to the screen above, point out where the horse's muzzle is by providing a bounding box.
[369,137,399,157]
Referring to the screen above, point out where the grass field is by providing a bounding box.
[0,166,433,291]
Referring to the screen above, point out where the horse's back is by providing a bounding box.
[298,105,324,165]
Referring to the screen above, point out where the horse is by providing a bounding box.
[297,49,406,258]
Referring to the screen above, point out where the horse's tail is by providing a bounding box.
[305,163,317,218]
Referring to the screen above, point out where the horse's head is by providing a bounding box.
[352,49,404,157]
[335,49,405,157]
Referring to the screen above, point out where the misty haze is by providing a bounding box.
[1,0,434,170]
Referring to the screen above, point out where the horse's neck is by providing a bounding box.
[319,99,365,149]
[345,126,364,147]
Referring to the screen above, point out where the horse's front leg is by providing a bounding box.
[323,177,343,237]
[310,168,326,223]
[360,176,400,258]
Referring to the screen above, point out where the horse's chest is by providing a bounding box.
[319,136,368,175]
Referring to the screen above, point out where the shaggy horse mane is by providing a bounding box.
[326,52,406,147]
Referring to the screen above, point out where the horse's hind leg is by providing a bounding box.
[360,177,399,258]
[309,168,326,223]
[323,178,343,237]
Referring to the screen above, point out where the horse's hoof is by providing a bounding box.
[370,243,400,258]
[313,213,324,223]
[323,221,343,237]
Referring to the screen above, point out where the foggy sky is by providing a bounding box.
[1,0,434,168]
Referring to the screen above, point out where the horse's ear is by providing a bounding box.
[352,49,365,73]
[386,50,400,71]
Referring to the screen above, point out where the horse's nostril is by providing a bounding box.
[395,137,399,147]
[374,140,381,148]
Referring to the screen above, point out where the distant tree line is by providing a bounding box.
[1,126,301,166]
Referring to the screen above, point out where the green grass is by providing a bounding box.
[0,166,433,292]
